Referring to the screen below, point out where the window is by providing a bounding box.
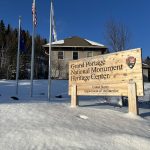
[87,51,93,57]
[73,51,78,60]
[58,51,64,59]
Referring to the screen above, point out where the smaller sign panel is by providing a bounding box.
[69,48,144,96]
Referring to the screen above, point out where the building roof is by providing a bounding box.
[43,36,107,49]
[142,63,150,69]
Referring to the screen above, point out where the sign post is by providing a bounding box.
[71,84,77,107]
[128,80,138,115]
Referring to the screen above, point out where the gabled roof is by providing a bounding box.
[43,36,107,49]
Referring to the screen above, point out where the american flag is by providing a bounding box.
[32,0,37,27]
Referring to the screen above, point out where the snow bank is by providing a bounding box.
[0,103,149,150]
[0,80,150,149]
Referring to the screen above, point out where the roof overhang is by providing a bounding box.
[142,63,150,69]
[43,36,107,49]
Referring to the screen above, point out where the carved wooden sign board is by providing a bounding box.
[69,48,144,96]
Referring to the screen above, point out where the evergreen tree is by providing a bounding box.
[0,20,6,48]
[0,20,48,79]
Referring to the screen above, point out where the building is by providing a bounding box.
[142,63,150,82]
[43,36,149,82]
[43,36,108,79]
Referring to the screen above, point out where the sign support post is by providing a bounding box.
[128,80,139,115]
[71,84,78,107]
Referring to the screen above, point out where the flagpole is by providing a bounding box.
[48,0,53,101]
[16,16,21,95]
[30,0,36,97]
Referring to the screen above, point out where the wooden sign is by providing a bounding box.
[69,48,144,97]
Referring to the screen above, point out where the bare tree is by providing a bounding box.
[51,59,64,79]
[51,59,58,78]
[104,19,131,52]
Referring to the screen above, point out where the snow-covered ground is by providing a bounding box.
[0,80,150,150]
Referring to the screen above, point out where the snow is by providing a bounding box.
[85,39,105,47]
[0,80,150,150]
[44,38,105,47]
[78,114,88,119]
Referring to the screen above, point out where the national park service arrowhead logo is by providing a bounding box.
[126,56,136,69]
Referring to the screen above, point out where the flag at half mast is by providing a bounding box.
[32,0,37,27]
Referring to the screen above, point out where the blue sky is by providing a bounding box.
[0,0,149,58]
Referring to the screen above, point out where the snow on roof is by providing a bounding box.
[85,39,105,47]
[143,63,149,66]
[43,36,106,48]
[142,63,150,69]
